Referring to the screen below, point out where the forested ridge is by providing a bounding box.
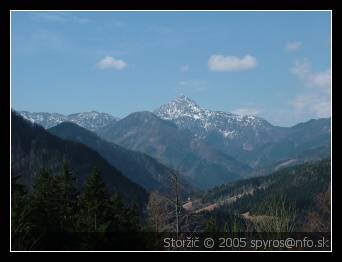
[11,111,148,207]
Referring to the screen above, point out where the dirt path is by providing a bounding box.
[190,185,267,214]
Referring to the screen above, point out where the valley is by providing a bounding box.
[11,96,331,249]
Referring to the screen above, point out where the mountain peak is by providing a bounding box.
[154,96,203,121]
[128,111,157,118]
[18,110,118,131]
[174,95,200,107]
[155,96,272,140]
[125,111,166,124]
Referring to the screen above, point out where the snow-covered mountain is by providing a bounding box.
[67,112,118,132]
[19,111,118,132]
[154,96,330,167]
[155,95,282,145]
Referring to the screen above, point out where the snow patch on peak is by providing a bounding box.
[221,130,237,138]
[18,111,118,131]
[155,96,270,141]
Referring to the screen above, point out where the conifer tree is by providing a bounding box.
[54,163,78,232]
[77,168,112,232]
[29,169,60,232]
[11,175,30,233]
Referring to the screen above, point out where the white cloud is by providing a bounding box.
[76,17,90,24]
[291,59,331,91]
[232,107,263,116]
[291,94,330,118]
[180,65,189,72]
[31,12,68,23]
[286,41,302,52]
[31,12,90,24]
[96,56,127,70]
[208,54,257,72]
[27,28,66,52]
[291,59,331,118]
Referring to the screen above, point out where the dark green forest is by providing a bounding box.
[12,165,143,250]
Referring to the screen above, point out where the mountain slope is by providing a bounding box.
[48,122,193,197]
[11,111,147,207]
[19,110,118,132]
[155,96,331,168]
[202,159,330,205]
[252,118,331,169]
[197,159,331,231]
[97,111,251,189]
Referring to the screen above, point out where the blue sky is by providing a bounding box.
[11,11,331,126]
